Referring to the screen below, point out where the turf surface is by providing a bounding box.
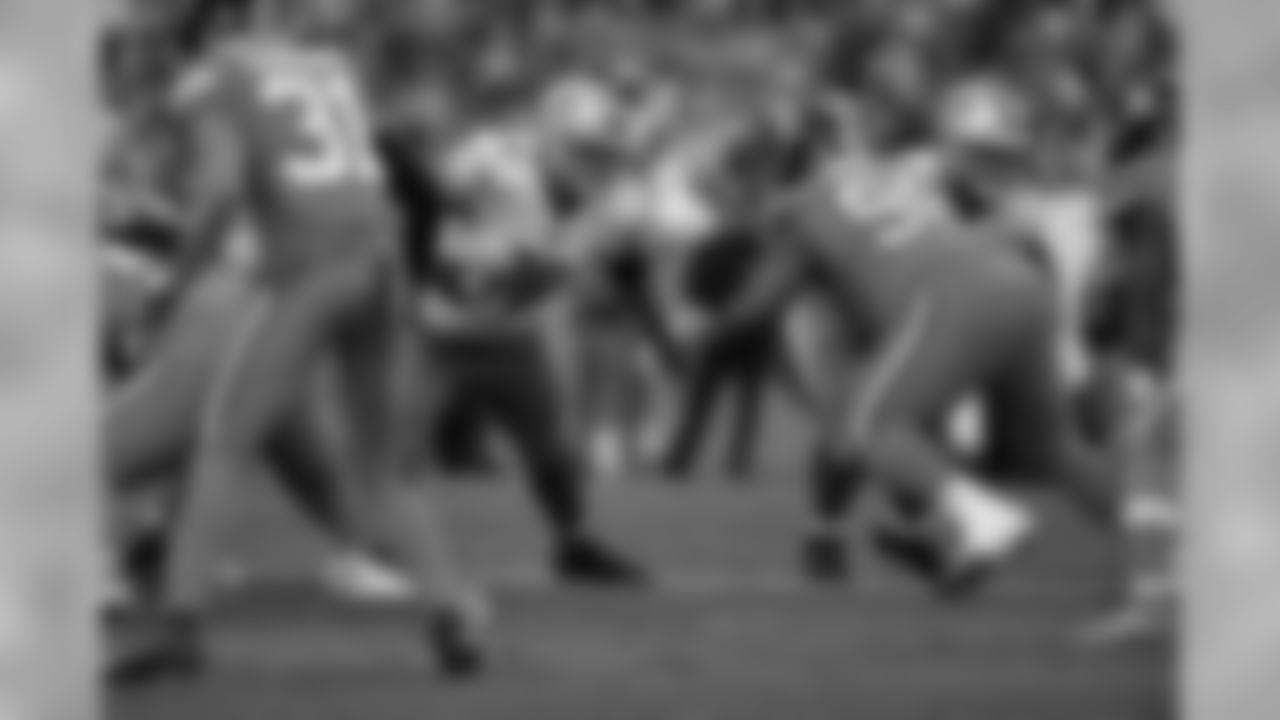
[109,463,1172,720]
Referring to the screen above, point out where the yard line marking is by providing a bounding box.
[464,568,841,596]
[206,567,1102,610]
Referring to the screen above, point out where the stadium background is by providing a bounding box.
[101,0,1178,718]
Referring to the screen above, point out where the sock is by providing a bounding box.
[529,454,588,545]
[1123,491,1178,604]
[811,451,865,533]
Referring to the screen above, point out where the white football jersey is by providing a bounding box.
[439,125,554,259]
[824,146,949,246]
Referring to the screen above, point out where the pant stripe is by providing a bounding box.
[194,289,274,454]
[845,298,936,446]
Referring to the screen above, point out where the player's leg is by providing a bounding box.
[1079,242,1181,643]
[1078,367,1178,645]
[630,342,678,471]
[724,324,775,479]
[1113,366,1179,640]
[980,322,1129,527]
[329,265,486,674]
[983,331,1171,640]
[821,279,1041,594]
[772,301,826,419]
[107,264,257,600]
[112,264,370,685]
[605,245,685,376]
[978,301,1171,635]
[662,331,734,478]
[261,366,355,541]
[577,311,634,479]
[592,262,684,473]
[263,364,414,602]
[433,400,492,474]
[487,330,648,585]
[118,350,412,609]
[106,264,252,487]
[801,306,875,582]
[423,333,487,477]
[803,361,872,582]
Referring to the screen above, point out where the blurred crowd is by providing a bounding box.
[98,0,1179,479]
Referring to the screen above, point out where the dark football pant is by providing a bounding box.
[823,261,1117,522]
[427,330,586,540]
[159,255,461,613]
[664,320,778,477]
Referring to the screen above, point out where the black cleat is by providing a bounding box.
[555,538,649,587]
[108,615,205,688]
[802,534,851,584]
[872,522,996,602]
[428,602,488,679]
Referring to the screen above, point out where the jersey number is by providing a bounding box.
[261,64,382,187]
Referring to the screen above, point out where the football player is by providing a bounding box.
[111,0,485,684]
[102,106,417,609]
[732,79,1126,597]
[417,76,648,584]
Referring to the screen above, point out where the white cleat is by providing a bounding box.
[877,478,1037,600]
[945,477,1037,564]
[941,481,1036,598]
[322,553,417,603]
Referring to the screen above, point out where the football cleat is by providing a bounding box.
[321,552,416,604]
[875,482,1035,600]
[555,537,649,587]
[428,591,491,678]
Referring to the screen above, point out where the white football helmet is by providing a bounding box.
[536,75,620,144]
[938,78,1028,154]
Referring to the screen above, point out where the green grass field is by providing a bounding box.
[109,415,1173,720]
